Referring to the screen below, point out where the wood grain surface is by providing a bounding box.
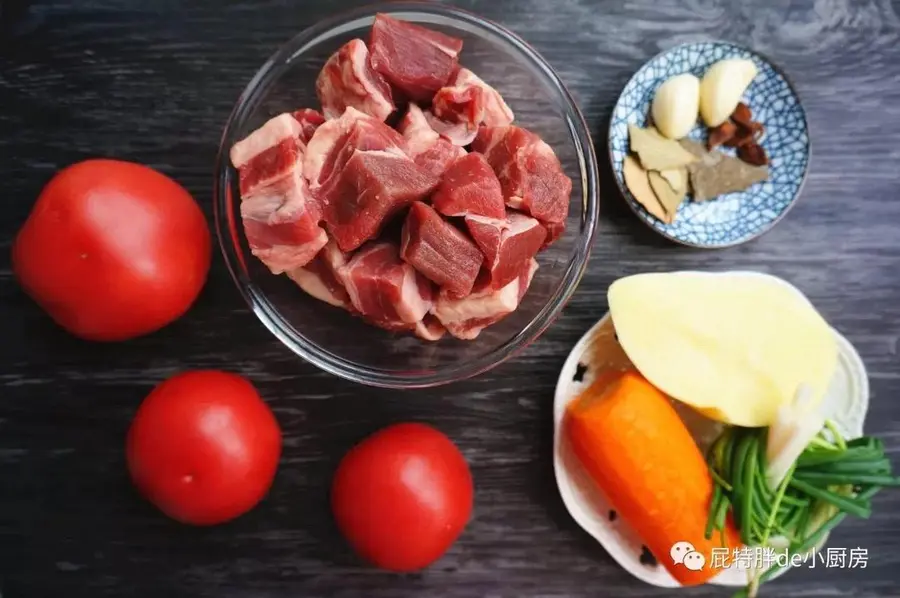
[2,1,899,596]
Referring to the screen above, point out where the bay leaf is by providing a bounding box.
[623,155,669,223]
[649,170,686,222]
[678,139,768,202]
[628,124,697,171]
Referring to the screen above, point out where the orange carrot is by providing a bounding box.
[565,370,742,586]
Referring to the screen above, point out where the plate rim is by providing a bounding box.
[608,39,813,249]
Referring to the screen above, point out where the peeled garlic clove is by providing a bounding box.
[651,74,700,139]
[699,58,759,127]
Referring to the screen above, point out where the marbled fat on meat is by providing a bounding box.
[432,259,538,340]
[239,169,328,274]
[230,113,306,196]
[466,211,545,289]
[398,104,466,177]
[231,113,328,274]
[316,39,395,121]
[339,242,434,331]
[291,109,326,144]
[303,107,407,194]
[286,239,352,309]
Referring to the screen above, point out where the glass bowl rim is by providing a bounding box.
[213,0,600,388]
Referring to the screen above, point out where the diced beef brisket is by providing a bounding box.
[432,152,505,219]
[398,104,440,156]
[291,109,326,144]
[239,169,328,274]
[465,211,545,289]
[400,202,483,298]
[428,67,515,147]
[303,107,407,194]
[398,104,465,177]
[424,110,478,147]
[230,16,568,342]
[431,259,538,340]
[323,150,440,252]
[471,125,572,227]
[316,39,395,121]
[286,239,352,309]
[369,13,463,102]
[432,84,484,141]
[452,68,514,126]
[339,242,434,331]
[230,113,306,197]
[414,139,467,178]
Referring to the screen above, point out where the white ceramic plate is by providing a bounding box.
[553,271,869,588]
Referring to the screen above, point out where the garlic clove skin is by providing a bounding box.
[699,58,759,127]
[651,74,700,140]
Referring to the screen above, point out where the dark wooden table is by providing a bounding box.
[2,1,899,596]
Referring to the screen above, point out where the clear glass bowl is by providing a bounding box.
[213,1,599,388]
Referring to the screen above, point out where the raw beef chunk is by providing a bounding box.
[291,109,326,144]
[425,110,478,147]
[432,84,484,143]
[432,259,538,340]
[231,114,327,274]
[452,68,514,126]
[398,104,465,177]
[240,169,328,274]
[400,202,483,297]
[286,239,352,309]
[339,242,434,331]
[230,113,306,196]
[231,15,572,342]
[369,13,463,102]
[323,150,440,252]
[303,107,407,194]
[432,153,505,219]
[398,104,440,156]
[465,212,545,289]
[316,39,395,121]
[429,67,514,145]
[414,138,467,178]
[471,125,572,227]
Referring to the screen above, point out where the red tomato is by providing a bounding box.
[13,159,211,341]
[126,370,281,525]
[331,423,473,571]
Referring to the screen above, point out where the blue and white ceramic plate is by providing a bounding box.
[609,41,810,248]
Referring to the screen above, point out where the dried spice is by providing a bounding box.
[628,124,697,171]
[623,154,669,222]
[738,142,769,166]
[708,121,738,149]
[658,168,688,195]
[649,170,687,218]
[679,139,768,201]
[725,122,765,148]
[731,102,753,127]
